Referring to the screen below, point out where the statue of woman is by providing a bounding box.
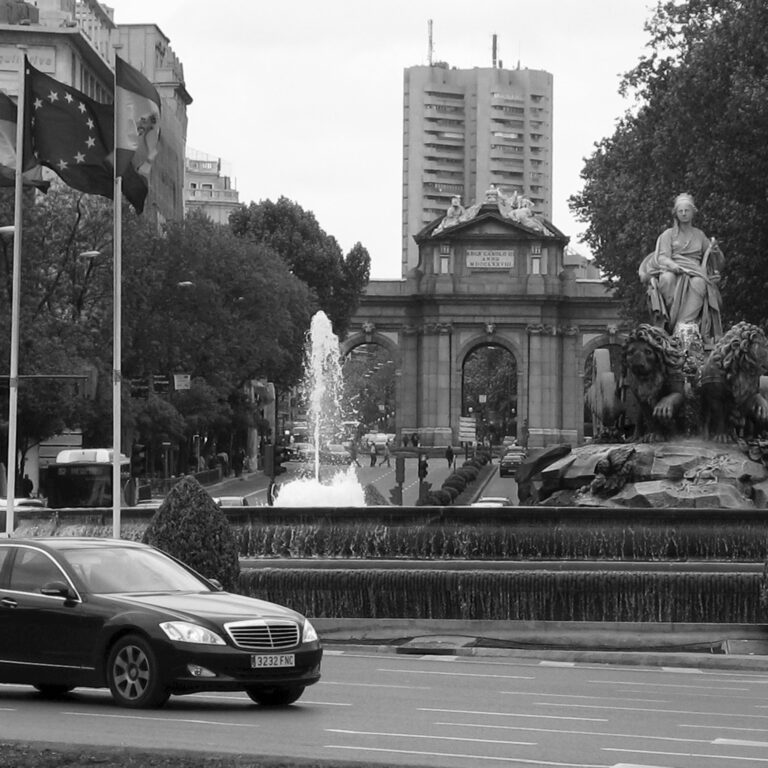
[639,193,724,342]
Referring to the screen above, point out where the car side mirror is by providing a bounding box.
[40,580,76,600]
[207,578,224,591]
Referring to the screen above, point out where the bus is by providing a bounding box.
[43,449,132,509]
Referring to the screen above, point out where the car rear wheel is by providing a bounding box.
[106,634,169,709]
[34,684,74,698]
[245,685,305,706]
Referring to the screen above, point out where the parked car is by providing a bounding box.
[0,538,322,708]
[499,447,527,477]
[286,442,315,462]
[320,444,352,465]
[470,496,511,507]
[212,496,249,507]
[0,498,46,508]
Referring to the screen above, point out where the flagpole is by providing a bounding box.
[112,51,122,539]
[4,47,26,537]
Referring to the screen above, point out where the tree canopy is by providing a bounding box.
[229,197,371,338]
[570,0,768,328]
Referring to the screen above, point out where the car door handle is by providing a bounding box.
[1,598,18,608]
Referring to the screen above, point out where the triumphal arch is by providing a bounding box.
[344,189,622,449]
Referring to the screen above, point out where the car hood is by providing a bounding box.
[100,591,304,625]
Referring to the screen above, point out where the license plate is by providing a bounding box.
[251,654,295,669]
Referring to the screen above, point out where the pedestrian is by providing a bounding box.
[21,474,33,498]
[445,445,454,468]
[411,432,419,447]
[349,441,361,466]
[521,419,530,450]
[379,441,391,467]
[402,434,409,448]
[369,441,377,467]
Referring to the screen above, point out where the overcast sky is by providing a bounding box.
[110,0,655,278]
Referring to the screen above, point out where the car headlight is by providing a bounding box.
[160,621,226,645]
[302,619,319,643]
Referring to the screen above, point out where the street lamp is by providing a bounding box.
[1,224,17,536]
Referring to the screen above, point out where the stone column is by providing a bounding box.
[398,324,419,442]
[559,325,581,444]
[526,324,555,448]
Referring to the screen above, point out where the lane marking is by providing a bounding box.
[537,703,768,720]
[540,661,576,667]
[606,747,768,763]
[500,691,668,703]
[680,724,768,734]
[327,727,535,746]
[63,711,257,727]
[437,720,712,744]
[420,706,607,722]
[714,738,768,748]
[188,693,350,706]
[379,667,534,680]
[322,680,430,689]
[326,744,604,766]
[588,679,749,692]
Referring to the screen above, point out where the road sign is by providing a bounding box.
[459,416,476,443]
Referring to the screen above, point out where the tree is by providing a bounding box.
[229,197,370,337]
[570,0,768,328]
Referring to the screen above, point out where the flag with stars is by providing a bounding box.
[22,58,113,200]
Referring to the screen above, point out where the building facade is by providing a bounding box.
[402,63,553,275]
[184,150,240,225]
[348,193,621,450]
[0,0,190,222]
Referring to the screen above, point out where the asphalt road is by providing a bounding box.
[1,649,767,766]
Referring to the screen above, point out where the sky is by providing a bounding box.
[109,0,655,278]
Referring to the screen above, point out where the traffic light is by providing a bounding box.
[263,444,275,477]
[395,456,405,484]
[388,486,402,506]
[417,456,428,480]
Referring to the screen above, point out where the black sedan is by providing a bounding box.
[0,537,322,709]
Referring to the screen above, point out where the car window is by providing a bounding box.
[0,545,12,586]
[9,548,66,593]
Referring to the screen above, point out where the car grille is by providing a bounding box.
[225,620,300,650]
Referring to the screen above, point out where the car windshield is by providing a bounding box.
[61,546,211,594]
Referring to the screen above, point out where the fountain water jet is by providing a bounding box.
[274,311,366,507]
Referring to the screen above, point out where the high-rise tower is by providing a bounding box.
[402,62,553,274]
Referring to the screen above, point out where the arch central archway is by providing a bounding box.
[461,343,518,446]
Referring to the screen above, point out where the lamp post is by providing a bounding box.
[1,224,17,536]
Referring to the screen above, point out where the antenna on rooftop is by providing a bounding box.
[428,19,433,66]
[492,33,497,68]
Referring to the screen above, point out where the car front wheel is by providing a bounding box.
[106,634,169,709]
[245,685,305,706]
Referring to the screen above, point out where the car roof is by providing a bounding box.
[3,537,148,551]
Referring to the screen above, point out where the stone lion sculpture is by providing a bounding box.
[700,321,768,441]
[620,324,685,441]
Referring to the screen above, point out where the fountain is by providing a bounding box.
[273,311,366,507]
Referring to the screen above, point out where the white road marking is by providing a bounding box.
[714,738,768,748]
[660,667,704,674]
[606,747,768,763]
[420,706,607,722]
[322,680,430,689]
[540,661,576,667]
[588,679,749,691]
[380,667,534,680]
[326,744,604,766]
[327,727,535,746]
[62,711,256,727]
[537,702,768,720]
[501,691,668,703]
[437,720,714,744]
[679,724,768,734]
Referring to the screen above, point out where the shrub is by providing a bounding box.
[142,475,240,590]
[443,474,467,492]
[431,488,455,505]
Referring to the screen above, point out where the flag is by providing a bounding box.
[115,56,161,210]
[22,58,150,213]
[0,90,49,191]
[22,58,113,200]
